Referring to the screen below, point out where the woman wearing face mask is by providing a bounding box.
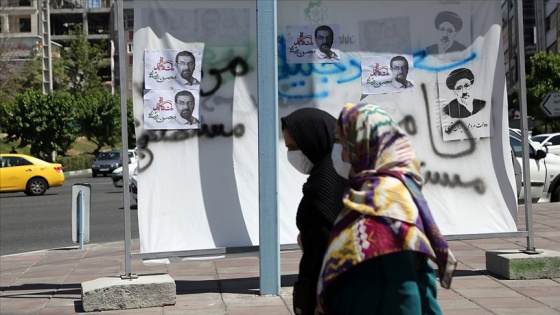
[281,108,349,315]
[318,103,456,315]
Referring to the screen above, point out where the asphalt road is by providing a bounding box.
[0,173,139,256]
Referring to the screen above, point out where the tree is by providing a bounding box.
[526,51,560,133]
[61,25,108,95]
[3,89,79,158]
[76,90,135,155]
[19,47,70,92]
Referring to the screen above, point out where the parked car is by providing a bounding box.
[510,129,560,203]
[129,166,138,203]
[91,149,138,177]
[111,162,138,188]
[0,154,65,196]
[531,132,560,156]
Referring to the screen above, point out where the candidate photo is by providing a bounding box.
[442,68,486,119]
[425,11,467,55]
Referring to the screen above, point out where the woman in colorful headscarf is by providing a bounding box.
[318,103,456,315]
[281,108,349,315]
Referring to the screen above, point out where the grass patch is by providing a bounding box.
[1,135,112,156]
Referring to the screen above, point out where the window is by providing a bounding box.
[129,55,133,65]
[19,17,31,32]
[124,13,134,29]
[127,42,133,53]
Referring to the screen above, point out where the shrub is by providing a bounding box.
[57,154,96,172]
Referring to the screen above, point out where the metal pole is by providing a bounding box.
[78,190,84,250]
[115,0,134,277]
[257,0,280,295]
[515,0,536,252]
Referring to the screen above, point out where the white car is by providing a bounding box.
[129,166,138,203]
[531,133,560,156]
[510,129,560,203]
[111,162,138,188]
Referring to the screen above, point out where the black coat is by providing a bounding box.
[281,108,348,314]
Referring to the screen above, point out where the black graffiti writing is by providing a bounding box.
[421,83,476,158]
[422,168,486,195]
[200,57,249,97]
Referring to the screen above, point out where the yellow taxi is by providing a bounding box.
[0,154,65,196]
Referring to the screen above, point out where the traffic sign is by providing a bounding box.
[540,92,560,118]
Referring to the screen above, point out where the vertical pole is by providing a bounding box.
[256,0,280,295]
[116,0,133,277]
[78,190,84,250]
[515,0,535,252]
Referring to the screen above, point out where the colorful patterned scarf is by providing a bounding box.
[317,103,456,311]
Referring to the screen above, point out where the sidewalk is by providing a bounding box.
[1,203,559,315]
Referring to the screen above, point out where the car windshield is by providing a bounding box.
[531,135,548,143]
[97,152,120,160]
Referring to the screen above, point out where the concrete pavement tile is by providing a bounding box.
[64,273,106,283]
[94,307,163,314]
[513,286,560,296]
[215,257,258,267]
[0,296,49,312]
[163,310,225,315]
[436,289,463,300]
[226,305,292,315]
[19,269,73,279]
[440,310,495,315]
[450,250,486,257]
[70,266,120,275]
[450,277,504,288]
[435,298,482,310]
[454,287,525,298]
[491,307,559,314]
[166,294,224,310]
[534,296,560,308]
[216,266,260,275]
[175,292,222,300]
[10,276,68,286]
[168,267,216,276]
[38,307,87,315]
[0,264,33,273]
[42,296,78,308]
[223,295,286,307]
[472,296,547,309]
[217,273,259,280]
[175,279,220,292]
[168,260,215,269]
[498,278,560,287]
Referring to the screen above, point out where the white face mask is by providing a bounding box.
[287,150,314,175]
[331,143,352,179]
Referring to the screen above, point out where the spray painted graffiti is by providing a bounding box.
[200,56,250,97]
[422,163,486,194]
[278,35,361,100]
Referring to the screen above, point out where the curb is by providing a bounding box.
[64,169,92,176]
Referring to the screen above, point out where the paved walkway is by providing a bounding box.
[1,203,559,314]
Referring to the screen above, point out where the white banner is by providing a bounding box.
[132,0,518,257]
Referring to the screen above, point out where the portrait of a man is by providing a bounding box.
[442,68,486,118]
[175,50,200,86]
[390,55,413,89]
[426,11,467,55]
[313,25,340,62]
[174,90,200,126]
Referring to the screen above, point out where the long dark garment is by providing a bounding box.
[281,108,348,315]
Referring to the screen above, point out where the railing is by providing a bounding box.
[50,0,113,9]
[3,0,33,7]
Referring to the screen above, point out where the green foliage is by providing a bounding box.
[56,153,95,172]
[3,89,79,157]
[526,51,560,132]
[19,48,70,92]
[62,25,108,95]
[75,90,135,155]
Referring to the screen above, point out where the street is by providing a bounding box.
[0,173,139,256]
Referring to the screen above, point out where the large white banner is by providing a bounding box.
[132,0,518,256]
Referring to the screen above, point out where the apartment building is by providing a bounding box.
[502,0,560,94]
[0,0,40,77]
[0,0,114,89]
